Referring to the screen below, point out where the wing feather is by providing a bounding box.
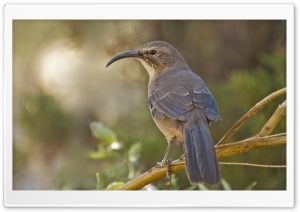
[149,85,219,122]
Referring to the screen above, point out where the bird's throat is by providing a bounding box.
[138,58,158,79]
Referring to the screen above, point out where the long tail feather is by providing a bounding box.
[182,120,220,185]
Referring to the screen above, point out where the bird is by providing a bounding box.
[106,41,221,186]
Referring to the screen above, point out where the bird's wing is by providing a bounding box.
[193,86,219,122]
[148,87,193,121]
[148,86,219,122]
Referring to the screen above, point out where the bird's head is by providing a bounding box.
[106,41,189,78]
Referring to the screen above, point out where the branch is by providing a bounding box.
[217,88,286,145]
[219,162,286,168]
[259,100,286,136]
[119,133,286,190]
[215,133,286,158]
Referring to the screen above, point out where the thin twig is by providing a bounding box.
[217,88,286,145]
[119,133,286,190]
[259,100,286,137]
[219,162,286,168]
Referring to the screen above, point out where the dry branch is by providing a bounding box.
[219,162,286,168]
[259,100,286,136]
[119,133,286,190]
[215,133,286,158]
[217,88,286,145]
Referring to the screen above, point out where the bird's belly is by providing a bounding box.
[153,117,182,142]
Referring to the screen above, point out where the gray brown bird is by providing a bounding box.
[106,41,220,186]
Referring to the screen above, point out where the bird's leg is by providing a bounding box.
[157,139,173,166]
[156,139,174,184]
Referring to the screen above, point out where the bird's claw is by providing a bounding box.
[179,154,186,161]
[166,158,173,182]
[156,158,173,186]
[156,158,173,166]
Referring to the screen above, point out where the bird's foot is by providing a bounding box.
[179,154,186,161]
[156,158,173,185]
[156,157,172,166]
[156,160,165,166]
[165,158,173,184]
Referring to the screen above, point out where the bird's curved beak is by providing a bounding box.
[105,50,142,67]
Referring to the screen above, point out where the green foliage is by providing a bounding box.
[89,122,142,189]
[90,122,117,145]
[89,122,121,159]
[185,178,256,191]
[95,172,102,190]
[211,50,286,142]
[106,182,125,190]
[218,179,254,190]
[245,181,257,190]
[197,184,209,191]
[18,92,73,146]
[127,142,142,179]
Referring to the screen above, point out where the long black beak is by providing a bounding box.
[105,50,142,67]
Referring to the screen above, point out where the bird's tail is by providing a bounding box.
[182,119,220,186]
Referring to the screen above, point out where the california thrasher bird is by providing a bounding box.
[106,41,220,186]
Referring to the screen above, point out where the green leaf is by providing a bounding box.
[95,172,102,190]
[221,178,232,190]
[106,181,124,190]
[128,142,142,163]
[187,185,198,190]
[88,149,119,159]
[245,181,257,190]
[90,122,117,144]
[198,184,209,190]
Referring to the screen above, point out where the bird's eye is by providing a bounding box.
[149,50,157,55]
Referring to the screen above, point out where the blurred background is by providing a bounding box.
[13,20,286,190]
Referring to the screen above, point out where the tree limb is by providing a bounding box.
[217,88,286,145]
[119,133,286,190]
[259,100,286,137]
[215,133,286,158]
